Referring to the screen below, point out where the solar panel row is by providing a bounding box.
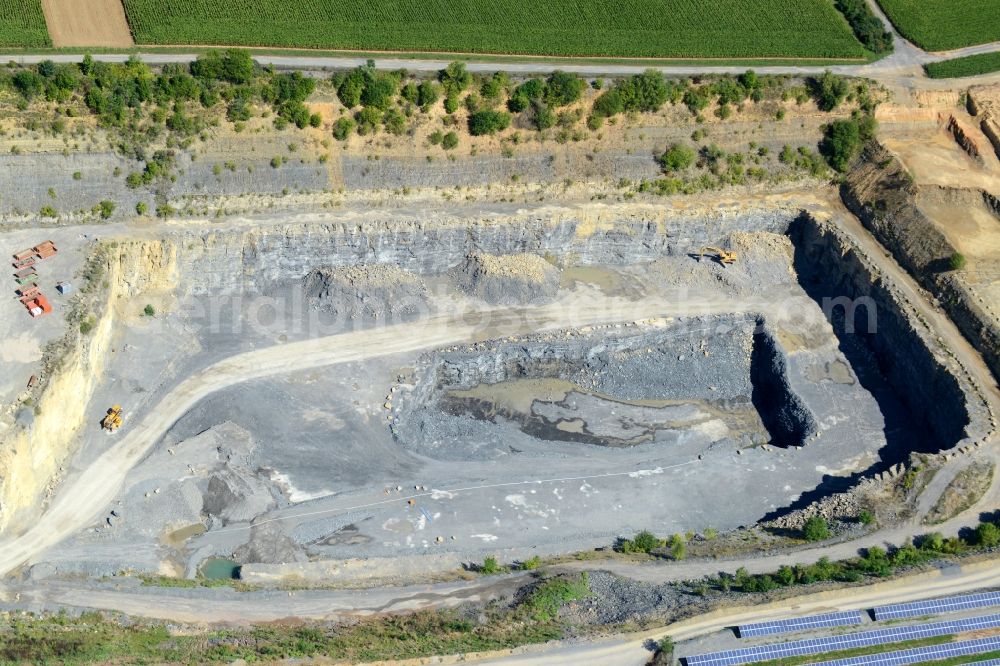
[685,613,1000,666]
[738,611,864,638]
[806,635,1000,666]
[873,591,1000,622]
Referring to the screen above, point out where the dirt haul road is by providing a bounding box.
[0,291,766,577]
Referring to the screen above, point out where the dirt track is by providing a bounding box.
[41,0,133,48]
[0,293,723,578]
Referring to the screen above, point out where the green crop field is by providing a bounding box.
[0,0,50,47]
[121,0,868,59]
[876,0,1000,51]
[925,52,1000,78]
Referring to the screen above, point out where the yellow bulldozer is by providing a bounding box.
[697,246,738,266]
[101,405,123,432]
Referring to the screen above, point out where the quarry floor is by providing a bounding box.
[0,75,999,639]
[0,192,948,586]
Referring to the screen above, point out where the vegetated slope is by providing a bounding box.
[876,0,1000,51]
[120,0,867,58]
[0,0,50,47]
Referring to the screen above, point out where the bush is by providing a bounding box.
[533,104,556,131]
[519,555,542,570]
[545,70,584,107]
[619,530,662,554]
[468,110,510,136]
[820,118,863,172]
[802,516,830,541]
[480,556,502,574]
[441,131,459,150]
[332,116,355,141]
[417,80,440,109]
[439,62,471,94]
[810,71,849,111]
[382,108,406,135]
[669,533,687,560]
[39,205,57,218]
[143,304,155,317]
[136,201,148,215]
[858,509,875,525]
[659,143,696,172]
[949,252,968,271]
[97,200,115,219]
[976,522,1000,548]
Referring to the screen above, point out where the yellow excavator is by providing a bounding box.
[697,246,738,266]
[101,405,123,432]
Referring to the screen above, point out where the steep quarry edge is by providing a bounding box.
[0,241,177,533]
[841,142,1000,390]
[792,213,987,452]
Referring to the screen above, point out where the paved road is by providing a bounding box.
[0,30,996,80]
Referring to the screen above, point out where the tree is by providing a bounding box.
[480,555,501,574]
[683,87,711,114]
[659,143,695,172]
[631,530,661,553]
[360,72,398,110]
[835,0,893,54]
[401,82,419,104]
[417,80,439,110]
[776,565,796,586]
[439,61,471,93]
[802,516,830,541]
[976,522,1000,548]
[545,71,584,107]
[332,116,355,140]
[354,107,383,135]
[820,118,863,172]
[919,532,945,551]
[336,69,366,108]
[480,72,508,102]
[949,252,967,271]
[97,200,115,219]
[533,103,556,131]
[468,109,511,136]
[811,71,850,111]
[669,533,687,560]
[13,70,44,99]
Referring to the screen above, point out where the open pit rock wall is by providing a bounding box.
[0,241,177,533]
[792,214,982,449]
[841,142,1000,387]
[169,204,800,295]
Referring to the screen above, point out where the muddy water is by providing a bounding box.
[445,377,768,447]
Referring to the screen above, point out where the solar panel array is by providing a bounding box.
[685,612,1000,666]
[738,611,864,638]
[873,591,1000,621]
[806,635,1000,666]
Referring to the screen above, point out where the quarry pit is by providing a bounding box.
[4,196,988,586]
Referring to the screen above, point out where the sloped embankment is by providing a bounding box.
[0,241,177,533]
[841,142,1000,385]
